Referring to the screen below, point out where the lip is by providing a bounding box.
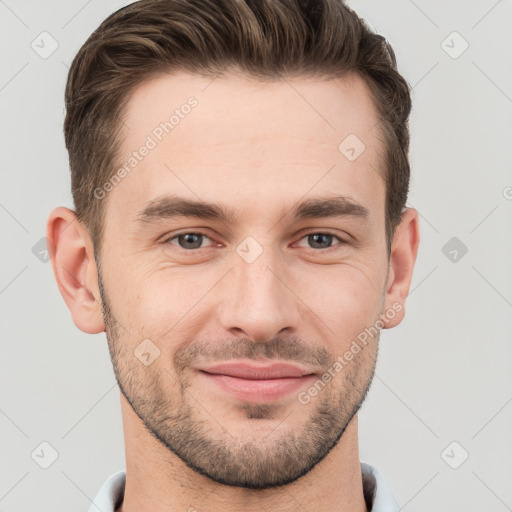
[201,362,314,379]
[197,361,317,403]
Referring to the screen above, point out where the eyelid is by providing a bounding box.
[293,230,348,248]
[162,229,348,250]
[163,230,218,248]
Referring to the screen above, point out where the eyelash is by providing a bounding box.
[162,230,347,251]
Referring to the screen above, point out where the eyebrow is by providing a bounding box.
[135,194,369,225]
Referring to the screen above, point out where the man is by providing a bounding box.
[47,0,419,510]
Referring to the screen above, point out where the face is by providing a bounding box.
[98,71,391,488]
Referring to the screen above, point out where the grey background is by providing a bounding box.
[1,0,511,510]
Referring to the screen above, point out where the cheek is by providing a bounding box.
[107,262,214,338]
[104,247,386,348]
[301,264,384,339]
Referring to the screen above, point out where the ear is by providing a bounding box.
[46,207,105,334]
[382,208,420,328]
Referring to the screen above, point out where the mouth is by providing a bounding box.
[197,361,317,403]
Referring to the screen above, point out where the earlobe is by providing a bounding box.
[46,207,105,334]
[382,208,420,329]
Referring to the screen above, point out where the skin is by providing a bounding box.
[48,71,419,512]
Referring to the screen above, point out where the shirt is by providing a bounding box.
[88,461,399,512]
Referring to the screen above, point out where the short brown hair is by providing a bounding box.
[64,0,412,255]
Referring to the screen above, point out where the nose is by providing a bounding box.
[217,246,302,343]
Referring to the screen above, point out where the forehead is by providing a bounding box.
[122,70,382,154]
[108,71,386,227]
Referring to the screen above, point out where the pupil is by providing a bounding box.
[310,233,332,249]
[180,233,202,249]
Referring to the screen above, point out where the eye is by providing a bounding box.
[162,230,347,252]
[296,232,346,250]
[165,232,216,250]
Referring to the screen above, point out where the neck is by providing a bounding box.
[117,393,368,512]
